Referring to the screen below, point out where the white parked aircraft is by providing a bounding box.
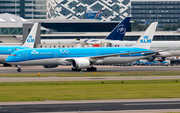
[110,41,180,61]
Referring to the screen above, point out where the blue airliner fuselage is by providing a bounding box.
[6,47,151,63]
[0,46,28,62]
[0,46,28,55]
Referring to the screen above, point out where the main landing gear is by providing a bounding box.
[87,66,97,71]
[16,65,22,72]
[71,66,97,72]
[71,68,81,71]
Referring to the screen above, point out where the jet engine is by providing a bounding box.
[155,52,172,57]
[43,65,58,68]
[72,58,90,69]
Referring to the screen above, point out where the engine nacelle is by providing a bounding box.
[155,52,172,57]
[43,65,58,68]
[72,58,90,69]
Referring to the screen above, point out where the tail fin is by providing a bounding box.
[134,22,158,49]
[105,17,131,41]
[22,22,39,48]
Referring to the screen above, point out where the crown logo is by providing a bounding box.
[29,35,32,38]
[143,35,149,39]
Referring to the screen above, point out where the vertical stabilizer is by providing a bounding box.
[134,22,158,49]
[22,22,39,48]
[105,17,131,41]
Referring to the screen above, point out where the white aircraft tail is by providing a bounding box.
[134,22,158,49]
[22,22,39,48]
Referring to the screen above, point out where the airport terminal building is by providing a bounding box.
[0,0,180,47]
[0,0,46,19]
[0,0,180,28]
[46,0,131,21]
[0,13,180,48]
[131,0,180,28]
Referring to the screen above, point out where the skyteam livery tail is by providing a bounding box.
[22,22,39,48]
[134,22,158,49]
[105,17,131,41]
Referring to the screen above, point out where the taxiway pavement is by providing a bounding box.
[1,65,180,73]
[0,98,180,113]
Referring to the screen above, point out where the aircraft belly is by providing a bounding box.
[9,58,59,66]
[43,58,59,65]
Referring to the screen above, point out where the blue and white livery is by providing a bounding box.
[6,47,153,72]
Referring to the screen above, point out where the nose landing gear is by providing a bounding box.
[17,68,21,72]
[16,65,22,72]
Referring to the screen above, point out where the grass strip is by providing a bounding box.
[0,79,180,85]
[0,79,180,102]
[1,71,180,77]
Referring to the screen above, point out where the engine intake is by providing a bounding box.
[72,58,90,69]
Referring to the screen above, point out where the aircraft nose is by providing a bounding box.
[5,56,12,62]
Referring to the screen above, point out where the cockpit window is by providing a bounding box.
[10,54,16,56]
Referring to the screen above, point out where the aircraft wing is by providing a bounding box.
[64,50,154,63]
[90,51,154,59]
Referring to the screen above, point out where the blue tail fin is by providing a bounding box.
[105,17,131,40]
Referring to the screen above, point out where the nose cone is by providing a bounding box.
[5,56,14,63]
[5,56,11,62]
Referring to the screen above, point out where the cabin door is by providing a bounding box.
[22,52,27,60]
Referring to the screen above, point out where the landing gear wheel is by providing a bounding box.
[17,68,21,72]
[93,67,97,71]
[71,68,81,71]
[87,67,97,71]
